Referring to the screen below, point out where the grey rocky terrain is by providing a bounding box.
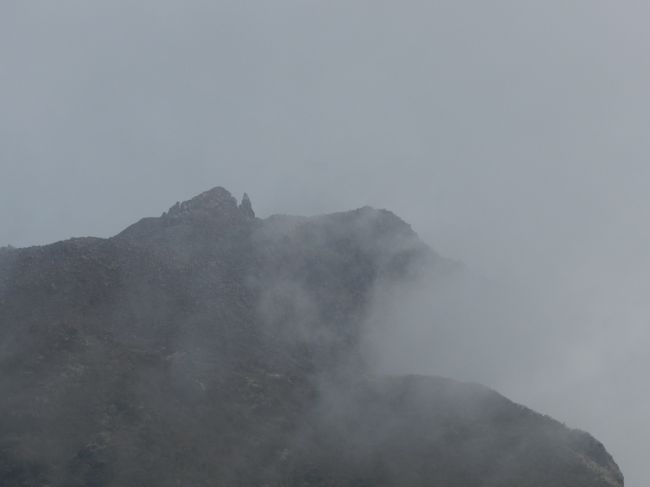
[0,187,623,486]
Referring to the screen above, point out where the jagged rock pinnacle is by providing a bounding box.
[239,193,255,218]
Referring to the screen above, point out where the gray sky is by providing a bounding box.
[2,1,649,485]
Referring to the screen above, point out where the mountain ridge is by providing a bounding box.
[0,187,623,486]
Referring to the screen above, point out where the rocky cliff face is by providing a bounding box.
[0,187,623,486]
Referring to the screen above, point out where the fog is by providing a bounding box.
[2,1,649,485]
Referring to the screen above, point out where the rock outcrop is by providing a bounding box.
[239,192,255,219]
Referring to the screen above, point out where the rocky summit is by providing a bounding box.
[0,187,623,487]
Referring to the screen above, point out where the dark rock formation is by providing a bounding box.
[239,192,255,219]
[0,187,623,486]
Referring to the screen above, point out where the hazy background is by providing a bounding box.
[1,1,649,485]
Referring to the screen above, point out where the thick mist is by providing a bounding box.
[2,1,649,485]
[362,254,648,486]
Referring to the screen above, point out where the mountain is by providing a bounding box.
[0,187,623,487]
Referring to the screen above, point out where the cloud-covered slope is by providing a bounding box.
[0,188,622,486]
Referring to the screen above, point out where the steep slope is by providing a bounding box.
[0,187,623,486]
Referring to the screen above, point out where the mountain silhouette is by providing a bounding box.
[0,187,623,487]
